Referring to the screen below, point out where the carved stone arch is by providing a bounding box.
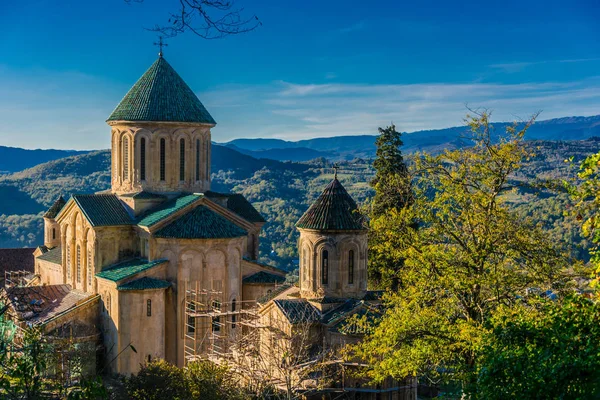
[179,248,203,283]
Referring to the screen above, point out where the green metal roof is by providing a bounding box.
[72,194,133,227]
[95,258,167,282]
[296,178,365,231]
[44,196,66,219]
[205,191,265,223]
[154,205,247,239]
[120,191,167,200]
[243,271,286,284]
[117,277,171,291]
[107,57,216,125]
[274,299,321,324]
[137,194,201,227]
[37,246,62,265]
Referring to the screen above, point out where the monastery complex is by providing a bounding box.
[2,54,416,399]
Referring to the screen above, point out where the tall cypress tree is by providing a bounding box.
[370,124,412,217]
[368,124,412,290]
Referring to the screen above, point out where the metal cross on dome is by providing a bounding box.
[333,163,339,179]
[154,36,168,58]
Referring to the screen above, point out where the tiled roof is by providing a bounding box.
[37,246,62,265]
[296,178,365,231]
[120,191,167,200]
[107,57,216,125]
[95,258,167,282]
[205,191,265,223]
[329,305,382,335]
[137,194,201,227]
[257,284,292,304]
[242,257,287,274]
[155,205,247,239]
[72,194,133,227]
[243,271,286,284]
[6,284,93,325]
[274,299,321,324]
[307,296,347,304]
[44,196,66,219]
[321,299,360,324]
[0,248,35,275]
[117,277,171,291]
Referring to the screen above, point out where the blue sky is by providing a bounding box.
[1,0,599,149]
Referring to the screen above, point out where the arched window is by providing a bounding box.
[147,299,152,316]
[160,138,166,181]
[195,139,201,181]
[231,299,237,329]
[179,138,185,181]
[140,138,146,181]
[87,248,92,287]
[66,244,71,280]
[52,228,56,240]
[322,249,329,285]
[76,245,81,283]
[205,141,210,180]
[122,137,129,180]
[187,301,196,334]
[348,250,354,284]
[302,248,308,282]
[212,300,221,332]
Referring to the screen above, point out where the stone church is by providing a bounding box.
[4,54,415,398]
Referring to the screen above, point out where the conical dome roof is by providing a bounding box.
[107,57,216,125]
[296,178,364,231]
[44,196,66,219]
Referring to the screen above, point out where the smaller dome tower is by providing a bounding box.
[43,196,66,248]
[296,176,367,300]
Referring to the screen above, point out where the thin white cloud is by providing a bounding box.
[490,58,600,73]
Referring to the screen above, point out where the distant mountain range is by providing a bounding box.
[0,146,90,174]
[220,115,600,161]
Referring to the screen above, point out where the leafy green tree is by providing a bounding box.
[353,111,572,388]
[369,124,412,289]
[186,360,245,400]
[0,328,47,400]
[126,359,190,400]
[469,295,600,399]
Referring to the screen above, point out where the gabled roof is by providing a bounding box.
[117,277,171,291]
[296,178,365,231]
[205,191,265,223]
[328,304,383,335]
[6,284,93,325]
[71,194,133,227]
[95,258,167,282]
[243,271,286,284]
[37,246,62,265]
[154,205,247,239]
[274,299,321,324]
[137,194,201,228]
[107,57,216,125]
[120,191,167,200]
[44,196,66,219]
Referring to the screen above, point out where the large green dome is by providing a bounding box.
[107,57,216,125]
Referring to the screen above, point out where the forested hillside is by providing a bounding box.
[0,138,596,268]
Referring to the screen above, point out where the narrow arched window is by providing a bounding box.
[195,139,201,181]
[187,301,196,334]
[212,300,221,332]
[348,250,354,284]
[52,228,56,240]
[160,138,166,181]
[147,299,152,316]
[205,141,210,180]
[231,299,237,329]
[140,138,146,181]
[179,138,185,181]
[87,248,92,287]
[76,245,81,283]
[66,244,71,280]
[123,137,129,180]
[322,249,329,285]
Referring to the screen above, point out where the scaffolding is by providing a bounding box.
[4,270,33,289]
[183,281,265,366]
